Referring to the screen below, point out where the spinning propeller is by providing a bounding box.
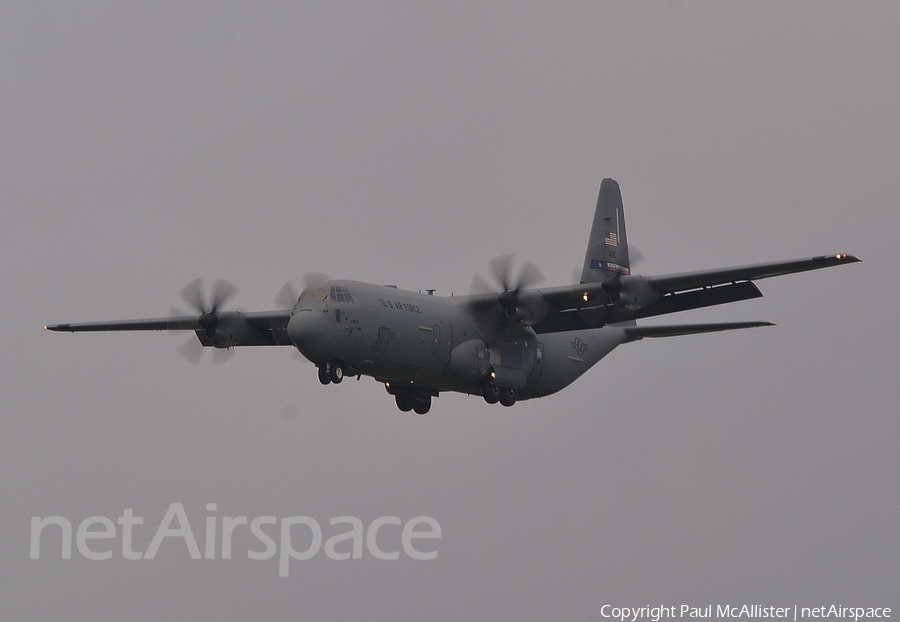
[274,272,330,309]
[273,272,331,362]
[601,245,646,302]
[170,277,239,364]
[470,254,545,318]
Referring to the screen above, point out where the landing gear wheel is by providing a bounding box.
[328,360,344,384]
[317,365,331,385]
[413,394,432,415]
[482,379,500,404]
[395,390,414,412]
[499,387,517,407]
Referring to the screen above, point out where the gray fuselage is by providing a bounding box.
[286,280,627,400]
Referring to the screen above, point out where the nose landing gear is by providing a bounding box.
[328,360,344,383]
[317,364,331,385]
[317,360,347,385]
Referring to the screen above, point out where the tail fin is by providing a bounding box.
[580,178,630,284]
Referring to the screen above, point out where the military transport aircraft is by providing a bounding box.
[46,179,859,414]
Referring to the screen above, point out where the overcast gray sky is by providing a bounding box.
[3,2,898,619]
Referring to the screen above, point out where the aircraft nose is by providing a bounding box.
[287,309,330,362]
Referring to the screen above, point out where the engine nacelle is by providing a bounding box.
[199,311,261,348]
[611,276,660,311]
[504,289,552,326]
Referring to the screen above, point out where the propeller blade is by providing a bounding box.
[516,261,544,291]
[303,272,329,289]
[485,254,544,292]
[180,277,206,313]
[172,278,239,365]
[629,245,645,268]
[176,337,203,365]
[469,255,546,321]
[209,278,238,312]
[469,273,496,296]
[275,273,330,309]
[274,281,301,309]
[488,254,514,291]
[211,347,235,365]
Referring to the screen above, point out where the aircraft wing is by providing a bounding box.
[47,316,197,332]
[646,253,860,293]
[527,253,859,333]
[46,311,293,346]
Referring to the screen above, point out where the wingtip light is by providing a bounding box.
[834,253,861,262]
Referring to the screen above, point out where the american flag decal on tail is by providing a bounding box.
[605,231,618,246]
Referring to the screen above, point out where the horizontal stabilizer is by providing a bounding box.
[623,321,774,342]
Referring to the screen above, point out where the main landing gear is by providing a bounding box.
[387,385,433,415]
[320,362,435,415]
[481,376,517,407]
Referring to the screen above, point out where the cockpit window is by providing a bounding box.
[329,286,354,303]
[299,289,328,302]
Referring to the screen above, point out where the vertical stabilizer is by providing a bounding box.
[580,178,630,284]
